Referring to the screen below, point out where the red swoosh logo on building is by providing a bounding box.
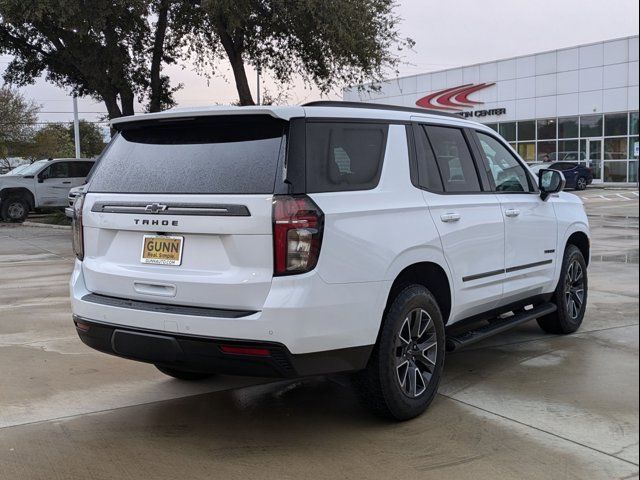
[416,83,495,111]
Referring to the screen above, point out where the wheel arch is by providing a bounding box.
[0,187,35,209]
[566,230,590,266]
[384,261,452,326]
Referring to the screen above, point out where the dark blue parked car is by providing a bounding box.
[548,162,594,190]
[532,162,594,190]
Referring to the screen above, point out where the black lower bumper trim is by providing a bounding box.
[73,316,373,378]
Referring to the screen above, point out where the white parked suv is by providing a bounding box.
[70,102,590,420]
[0,157,95,222]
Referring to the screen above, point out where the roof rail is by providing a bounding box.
[301,100,461,118]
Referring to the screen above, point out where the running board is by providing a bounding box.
[446,302,557,352]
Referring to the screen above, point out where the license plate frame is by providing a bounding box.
[140,235,184,266]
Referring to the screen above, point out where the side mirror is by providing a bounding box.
[538,169,565,201]
[37,175,45,183]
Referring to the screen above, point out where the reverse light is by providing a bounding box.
[272,195,324,276]
[72,194,85,260]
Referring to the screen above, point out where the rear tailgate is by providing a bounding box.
[81,193,273,310]
[81,115,287,312]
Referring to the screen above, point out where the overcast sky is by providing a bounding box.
[1,0,638,128]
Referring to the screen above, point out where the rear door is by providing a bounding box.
[412,123,505,321]
[473,130,557,302]
[82,116,287,311]
[70,161,95,187]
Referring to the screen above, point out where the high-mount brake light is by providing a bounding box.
[272,195,324,276]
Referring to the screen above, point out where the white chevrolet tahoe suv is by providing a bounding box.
[0,157,94,222]
[70,102,590,420]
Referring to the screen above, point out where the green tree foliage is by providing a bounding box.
[12,121,106,160]
[0,87,39,159]
[1,0,411,110]
[18,123,75,160]
[200,0,413,105]
[74,120,107,157]
[0,0,202,117]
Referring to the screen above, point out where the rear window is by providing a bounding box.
[88,117,285,194]
[306,122,388,193]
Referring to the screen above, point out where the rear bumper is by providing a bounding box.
[73,316,372,378]
[71,259,389,356]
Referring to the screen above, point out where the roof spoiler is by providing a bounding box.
[110,106,305,129]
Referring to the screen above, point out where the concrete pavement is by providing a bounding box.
[0,191,637,479]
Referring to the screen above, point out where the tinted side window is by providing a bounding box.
[477,132,532,192]
[413,125,443,192]
[71,162,94,177]
[424,126,481,192]
[551,162,574,171]
[46,162,71,179]
[306,123,388,193]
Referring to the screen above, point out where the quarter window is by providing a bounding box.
[306,123,388,193]
[413,125,443,192]
[477,132,531,193]
[424,126,481,193]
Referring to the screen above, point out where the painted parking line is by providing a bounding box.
[581,191,639,202]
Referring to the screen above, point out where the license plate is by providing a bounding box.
[140,235,184,265]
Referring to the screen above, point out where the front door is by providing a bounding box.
[585,138,603,183]
[473,131,558,303]
[37,161,74,207]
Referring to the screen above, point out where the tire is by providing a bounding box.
[155,365,215,381]
[537,244,588,334]
[353,285,445,421]
[576,176,588,190]
[1,196,29,222]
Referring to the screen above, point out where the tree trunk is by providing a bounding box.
[102,91,122,119]
[217,29,254,106]
[228,53,254,106]
[120,89,135,117]
[149,0,169,112]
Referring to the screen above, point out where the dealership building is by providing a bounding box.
[344,35,639,183]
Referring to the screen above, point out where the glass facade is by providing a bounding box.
[486,111,640,183]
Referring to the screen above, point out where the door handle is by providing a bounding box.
[440,213,461,223]
[62,181,71,184]
[505,208,520,217]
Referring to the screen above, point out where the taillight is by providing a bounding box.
[72,194,84,260]
[272,195,324,276]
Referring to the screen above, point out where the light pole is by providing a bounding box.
[256,64,261,106]
[72,95,81,158]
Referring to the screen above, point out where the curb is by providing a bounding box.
[22,221,72,230]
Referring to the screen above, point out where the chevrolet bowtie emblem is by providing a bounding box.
[145,203,168,213]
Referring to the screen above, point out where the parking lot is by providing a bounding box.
[0,189,638,480]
